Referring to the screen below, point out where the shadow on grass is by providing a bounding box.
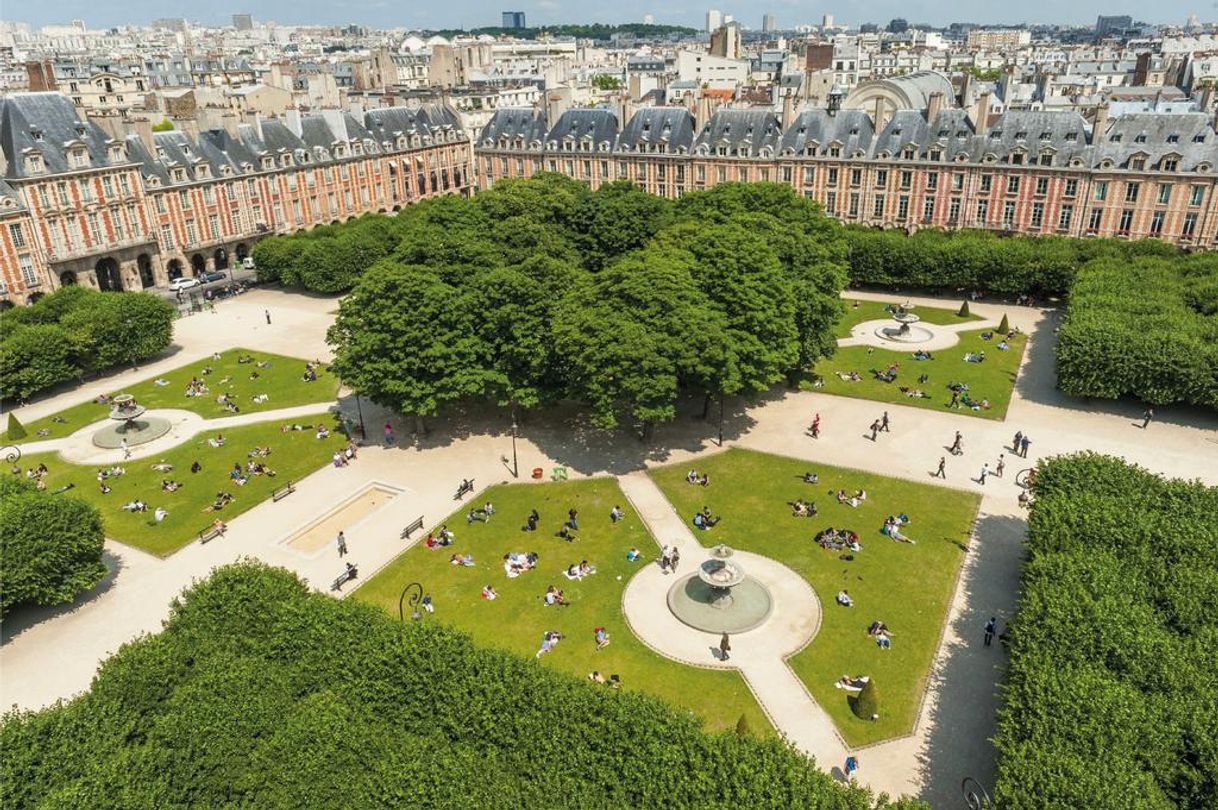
[1,548,127,646]
[911,510,1028,808]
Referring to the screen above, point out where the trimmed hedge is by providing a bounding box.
[1056,255,1218,408]
[0,476,106,616]
[0,562,925,809]
[993,453,1218,809]
[843,228,1176,297]
[0,288,175,401]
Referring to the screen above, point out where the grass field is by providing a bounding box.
[652,448,979,747]
[355,477,772,736]
[18,417,346,556]
[810,328,1028,420]
[834,299,980,339]
[3,348,339,444]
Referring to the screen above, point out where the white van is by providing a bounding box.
[241,257,256,270]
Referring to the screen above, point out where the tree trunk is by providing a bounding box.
[413,414,427,436]
[701,393,712,420]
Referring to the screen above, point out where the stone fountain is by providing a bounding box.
[91,394,173,449]
[874,304,935,344]
[666,544,773,633]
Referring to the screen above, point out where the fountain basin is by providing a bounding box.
[667,572,773,633]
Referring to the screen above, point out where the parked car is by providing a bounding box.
[241,257,256,270]
[199,270,227,283]
[168,277,200,292]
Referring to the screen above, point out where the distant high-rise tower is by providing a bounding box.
[706,8,722,32]
[762,13,776,32]
[232,13,253,30]
[822,13,834,28]
[501,11,526,28]
[1095,14,1132,34]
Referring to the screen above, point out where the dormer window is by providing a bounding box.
[1167,133,1180,143]
[70,149,89,169]
[1039,131,1051,140]
[1110,134,1122,142]
[1130,157,1146,171]
[929,150,942,161]
[172,168,185,181]
[24,153,44,173]
[1015,131,1028,140]
[182,145,191,156]
[1193,133,1206,143]
[1065,132,1078,141]
[1134,134,1147,143]
[990,130,1002,139]
[1161,157,1179,171]
[262,156,275,170]
[937,129,949,137]
[31,128,44,142]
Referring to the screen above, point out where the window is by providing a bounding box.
[898,195,909,220]
[949,197,961,222]
[1064,179,1078,197]
[1094,181,1108,202]
[875,169,888,188]
[980,174,992,192]
[101,176,114,197]
[160,223,174,249]
[120,175,130,195]
[18,254,36,286]
[179,190,190,210]
[1130,157,1146,171]
[79,180,94,202]
[1059,205,1073,230]
[1118,209,1134,233]
[1124,183,1140,203]
[826,191,837,214]
[1031,202,1044,229]
[203,186,215,205]
[1088,208,1103,232]
[87,213,102,243]
[185,219,198,245]
[922,198,935,221]
[848,193,859,217]
[803,167,814,184]
[208,214,219,238]
[1190,186,1204,206]
[976,200,989,222]
[926,172,939,190]
[1182,213,1198,237]
[1038,153,1052,166]
[952,173,964,191]
[1150,211,1165,235]
[1035,177,1049,195]
[873,195,886,218]
[1161,157,1178,171]
[828,168,839,185]
[1157,184,1171,205]
[850,169,862,186]
[1006,176,1020,194]
[111,208,125,241]
[8,223,26,248]
[127,204,139,235]
[1003,201,1016,227]
[900,170,912,189]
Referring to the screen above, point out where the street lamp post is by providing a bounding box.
[961,777,992,809]
[398,581,424,622]
[510,414,519,478]
[2,445,21,469]
[718,397,725,447]
[124,318,137,371]
[354,392,366,441]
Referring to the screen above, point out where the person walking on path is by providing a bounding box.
[264,309,272,325]
[869,420,880,442]
[949,431,963,456]
[810,413,821,439]
[996,454,1005,478]
[670,546,680,573]
[719,632,731,661]
[934,456,946,479]
[336,531,348,557]
[1141,406,1154,429]
[1019,435,1031,458]
[984,617,997,647]
[979,463,989,485]
[659,545,672,574]
[879,411,890,432]
[1012,430,1023,453]
[845,755,860,778]
[120,438,130,460]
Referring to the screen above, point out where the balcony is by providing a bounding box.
[45,234,157,264]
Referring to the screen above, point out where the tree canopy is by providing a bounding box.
[993,453,1218,809]
[0,561,925,809]
[318,177,848,432]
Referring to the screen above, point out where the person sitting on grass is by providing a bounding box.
[686,469,699,484]
[522,509,540,532]
[424,533,451,550]
[99,482,111,494]
[481,584,498,600]
[161,479,181,492]
[699,473,710,487]
[191,461,202,474]
[556,525,577,542]
[876,630,892,649]
[208,434,226,447]
[626,547,643,562]
[836,675,868,691]
[803,472,819,484]
[589,670,606,684]
[836,589,854,607]
[913,349,933,361]
[123,500,148,512]
[535,630,562,658]
[151,461,174,472]
[449,553,474,566]
[868,621,890,637]
[315,425,330,440]
[791,499,817,517]
[594,627,611,650]
[154,507,168,523]
[693,507,720,529]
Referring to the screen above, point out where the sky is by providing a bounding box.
[10,0,1208,32]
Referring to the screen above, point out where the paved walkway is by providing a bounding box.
[1,288,1214,807]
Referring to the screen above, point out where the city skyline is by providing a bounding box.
[7,1,1210,32]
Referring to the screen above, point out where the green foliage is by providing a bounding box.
[325,179,848,431]
[843,227,1176,296]
[957,300,970,317]
[993,453,1218,809]
[0,477,106,616]
[0,288,174,401]
[997,313,1010,334]
[151,119,174,131]
[1055,256,1218,408]
[853,679,879,720]
[6,412,27,440]
[0,561,924,809]
[591,73,622,90]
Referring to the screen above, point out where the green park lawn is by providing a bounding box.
[652,448,979,747]
[809,328,1027,420]
[3,348,339,444]
[18,418,346,556]
[834,299,980,339]
[355,477,772,736]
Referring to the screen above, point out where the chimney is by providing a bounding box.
[283,108,303,137]
[1092,103,1109,142]
[129,116,156,153]
[927,91,944,124]
[782,91,795,129]
[973,91,992,137]
[696,93,712,132]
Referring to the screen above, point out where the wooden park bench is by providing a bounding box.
[454,478,475,499]
[331,565,358,592]
[272,481,296,502]
[199,523,226,544]
[400,515,425,540]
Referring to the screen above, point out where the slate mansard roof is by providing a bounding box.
[479,105,1218,171]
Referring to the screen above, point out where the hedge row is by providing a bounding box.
[0,287,175,401]
[0,476,106,617]
[1055,255,1218,408]
[843,227,1176,297]
[0,561,925,809]
[993,453,1218,809]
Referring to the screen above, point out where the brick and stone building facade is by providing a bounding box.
[0,92,473,305]
[476,104,1218,248]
